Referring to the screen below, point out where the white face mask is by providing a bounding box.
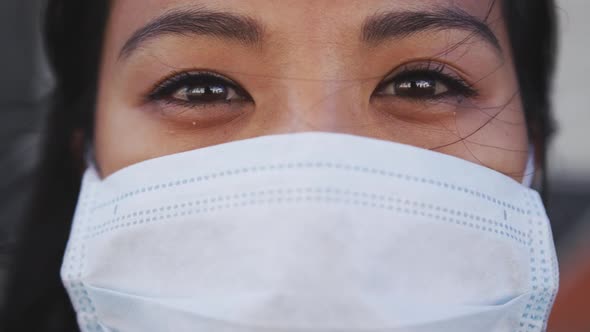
[61,132,558,332]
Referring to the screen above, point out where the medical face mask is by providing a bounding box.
[61,132,558,332]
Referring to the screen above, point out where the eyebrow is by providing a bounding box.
[361,8,501,52]
[119,8,264,59]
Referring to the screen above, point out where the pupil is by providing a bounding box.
[186,84,228,102]
[395,78,436,97]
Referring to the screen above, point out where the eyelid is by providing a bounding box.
[380,61,457,84]
[382,59,473,81]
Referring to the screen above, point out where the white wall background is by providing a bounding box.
[550,0,590,183]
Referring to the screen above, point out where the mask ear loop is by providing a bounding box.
[83,138,101,178]
[521,144,535,187]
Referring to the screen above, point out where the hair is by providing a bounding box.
[1,1,557,330]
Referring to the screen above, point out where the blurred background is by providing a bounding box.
[0,0,588,331]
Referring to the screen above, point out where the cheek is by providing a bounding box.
[94,99,529,182]
[94,90,257,178]
[94,96,157,177]
[94,70,185,178]
[434,97,529,181]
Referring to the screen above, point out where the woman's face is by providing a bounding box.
[95,0,528,180]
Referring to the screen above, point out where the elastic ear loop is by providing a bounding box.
[83,140,101,176]
[521,144,535,187]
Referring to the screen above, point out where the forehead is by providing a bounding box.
[106,0,501,48]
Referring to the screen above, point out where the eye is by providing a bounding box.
[373,63,477,100]
[148,71,252,106]
[378,73,448,98]
[172,82,241,103]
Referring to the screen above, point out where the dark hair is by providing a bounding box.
[1,1,557,330]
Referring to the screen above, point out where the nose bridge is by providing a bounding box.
[260,12,371,134]
[268,72,369,134]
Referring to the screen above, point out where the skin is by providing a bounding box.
[94,0,529,181]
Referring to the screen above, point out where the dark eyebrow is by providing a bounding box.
[361,8,501,52]
[119,8,264,60]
